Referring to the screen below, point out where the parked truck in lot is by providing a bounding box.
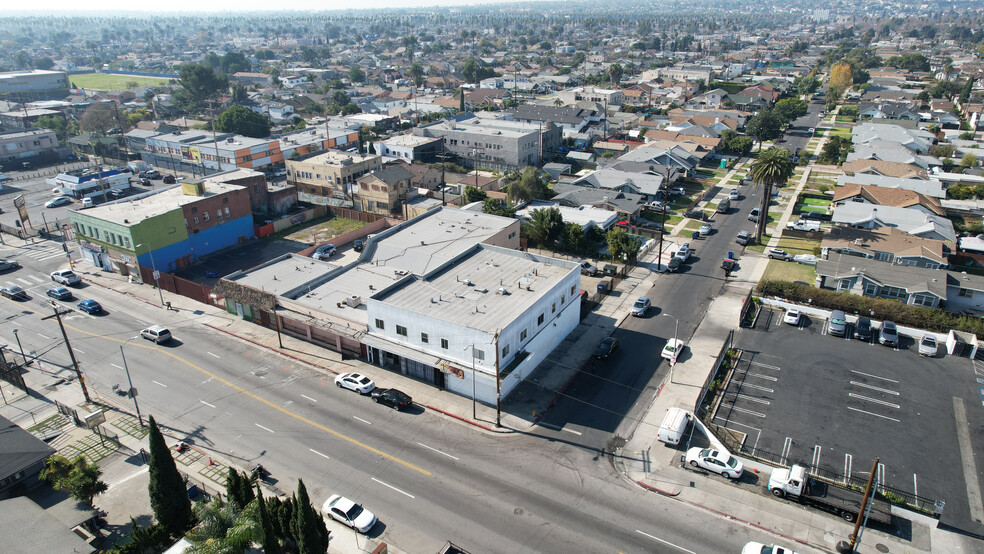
[768,465,893,525]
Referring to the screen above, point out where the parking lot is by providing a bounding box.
[717,307,984,530]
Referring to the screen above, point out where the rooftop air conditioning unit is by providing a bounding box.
[345,295,362,307]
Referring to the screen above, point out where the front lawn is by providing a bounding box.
[761,259,817,284]
[775,235,821,256]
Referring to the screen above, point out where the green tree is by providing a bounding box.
[748,147,795,244]
[175,64,228,112]
[745,109,782,150]
[80,102,118,136]
[605,228,642,263]
[564,222,586,255]
[147,415,194,536]
[463,185,487,203]
[114,518,173,554]
[230,82,248,103]
[462,59,478,84]
[772,98,808,125]
[33,114,69,140]
[295,480,327,554]
[505,167,550,204]
[608,63,623,86]
[39,454,108,506]
[256,486,278,554]
[962,153,979,168]
[409,61,425,89]
[402,35,418,62]
[34,56,55,70]
[348,67,366,83]
[340,103,361,115]
[216,105,271,138]
[794,74,820,96]
[481,198,515,218]
[524,207,564,247]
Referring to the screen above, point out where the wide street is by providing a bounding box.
[1,227,814,552]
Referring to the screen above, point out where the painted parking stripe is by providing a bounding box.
[851,370,898,383]
[736,396,770,405]
[781,437,792,466]
[731,406,766,418]
[740,383,774,393]
[811,445,822,473]
[850,381,899,395]
[746,373,777,381]
[750,361,780,370]
[848,393,900,409]
[847,406,900,422]
[844,454,853,485]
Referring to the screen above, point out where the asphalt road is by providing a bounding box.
[1,237,810,553]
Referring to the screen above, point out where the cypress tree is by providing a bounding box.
[256,485,279,553]
[147,415,193,536]
[295,479,322,554]
[226,468,242,509]
[238,470,255,507]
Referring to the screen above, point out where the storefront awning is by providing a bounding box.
[360,334,443,368]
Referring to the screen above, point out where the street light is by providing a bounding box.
[136,243,165,306]
[660,313,680,382]
[11,329,27,365]
[120,337,144,427]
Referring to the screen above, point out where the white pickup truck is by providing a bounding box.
[786,219,821,232]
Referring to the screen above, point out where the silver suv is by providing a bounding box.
[141,325,172,344]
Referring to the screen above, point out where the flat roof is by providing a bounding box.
[297,149,378,167]
[232,254,339,296]
[80,182,245,225]
[377,244,577,332]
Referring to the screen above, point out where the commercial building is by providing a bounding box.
[286,149,382,199]
[140,130,283,176]
[413,116,561,171]
[68,179,254,275]
[0,129,59,166]
[373,134,443,163]
[0,69,70,102]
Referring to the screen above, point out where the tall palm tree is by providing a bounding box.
[748,147,795,244]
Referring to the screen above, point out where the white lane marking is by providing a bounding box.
[255,423,275,433]
[37,333,53,339]
[309,449,330,461]
[372,477,415,499]
[301,394,317,403]
[847,406,900,422]
[353,416,372,425]
[200,400,216,408]
[851,370,898,383]
[28,275,44,283]
[731,406,766,418]
[850,381,899,395]
[749,361,780,370]
[16,278,32,285]
[781,437,792,466]
[848,393,900,409]
[635,530,696,554]
[844,454,853,485]
[74,348,85,354]
[740,383,774,392]
[563,427,583,436]
[111,363,123,370]
[207,352,221,358]
[746,373,777,381]
[736,396,770,405]
[913,473,918,499]
[811,445,822,473]
[152,380,167,388]
[417,442,460,461]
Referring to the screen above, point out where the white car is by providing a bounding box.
[742,542,798,554]
[648,200,666,210]
[685,447,744,479]
[630,297,651,317]
[323,494,377,533]
[783,309,801,326]
[335,372,375,394]
[45,196,73,208]
[792,254,818,266]
[661,338,685,363]
[51,269,82,286]
[918,335,938,357]
[670,186,686,196]
[698,223,712,236]
[674,244,691,262]
[729,189,740,200]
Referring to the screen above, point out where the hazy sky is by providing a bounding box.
[0,0,504,14]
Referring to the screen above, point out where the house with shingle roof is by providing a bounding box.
[821,226,950,269]
[859,101,920,121]
[833,183,945,216]
[832,202,956,242]
[841,159,929,180]
[846,140,941,170]
[836,174,946,199]
[852,122,934,154]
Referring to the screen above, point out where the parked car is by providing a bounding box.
[594,336,619,360]
[684,209,707,221]
[630,297,651,317]
[767,248,793,261]
[312,244,336,260]
[879,321,899,346]
[1,285,28,300]
[665,257,682,273]
[698,223,712,236]
[793,254,818,266]
[334,372,375,394]
[0,259,20,272]
[670,186,686,196]
[322,495,377,533]
[686,447,744,479]
[721,258,736,272]
[918,335,938,357]
[46,286,73,300]
[145,169,161,179]
[162,174,176,184]
[575,259,598,276]
[735,231,751,246]
[742,542,798,554]
[140,325,173,344]
[370,388,413,410]
[648,200,666,210]
[783,309,801,326]
[828,310,847,337]
[45,196,72,208]
[134,177,151,186]
[77,299,102,314]
[51,269,82,286]
[729,189,740,200]
[661,338,685,363]
[853,317,872,341]
[748,208,760,222]
[800,211,832,221]
[674,243,692,262]
[353,239,365,253]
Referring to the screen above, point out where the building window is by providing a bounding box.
[570,285,576,296]
[441,338,448,349]
[864,283,878,296]
[882,285,906,299]
[375,318,384,330]
[913,294,935,306]
[396,325,407,337]
[193,217,199,224]
[421,333,429,343]
[223,197,229,204]
[474,349,485,361]
[502,344,510,357]
[203,212,210,222]
[508,231,516,239]
[537,313,544,325]
[520,329,527,341]
[124,238,130,248]
[958,288,974,298]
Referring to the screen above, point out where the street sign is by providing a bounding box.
[153,270,160,280]
[84,410,106,429]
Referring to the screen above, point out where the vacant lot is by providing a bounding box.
[69,73,174,91]
[280,216,366,244]
[760,259,816,283]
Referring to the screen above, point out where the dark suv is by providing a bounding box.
[853,317,872,341]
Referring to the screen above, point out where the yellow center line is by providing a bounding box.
[11,296,431,476]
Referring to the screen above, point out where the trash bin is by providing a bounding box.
[596,280,611,294]
[719,159,727,169]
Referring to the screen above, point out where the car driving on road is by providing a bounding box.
[77,299,102,314]
[1,285,28,300]
[45,196,72,208]
[46,286,73,300]
[630,297,651,317]
[51,269,81,286]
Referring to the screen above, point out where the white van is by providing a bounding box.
[657,407,690,446]
[81,197,93,209]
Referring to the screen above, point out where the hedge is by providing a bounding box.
[756,280,984,339]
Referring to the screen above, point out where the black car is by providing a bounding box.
[800,211,832,221]
[665,257,682,272]
[370,388,413,410]
[594,336,619,359]
[683,210,707,221]
[854,317,872,341]
[353,239,365,252]
[46,287,73,301]
[162,175,176,184]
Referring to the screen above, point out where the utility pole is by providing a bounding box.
[838,457,880,553]
[42,306,90,403]
[120,345,143,427]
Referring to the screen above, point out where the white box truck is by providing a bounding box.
[656,407,690,445]
[768,464,892,524]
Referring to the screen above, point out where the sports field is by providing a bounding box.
[68,73,174,91]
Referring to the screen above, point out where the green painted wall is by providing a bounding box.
[69,209,188,254]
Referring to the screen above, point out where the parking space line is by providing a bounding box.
[847,406,900,422]
[746,373,777,381]
[844,454,853,485]
[913,474,918,499]
[850,381,899,395]
[737,395,771,405]
[740,383,774,393]
[851,370,898,383]
[848,393,900,408]
[781,437,792,466]
[731,406,766,417]
[750,361,780,370]
[877,463,886,493]
[812,445,822,473]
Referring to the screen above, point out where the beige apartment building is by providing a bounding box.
[286,149,382,199]
[355,165,414,216]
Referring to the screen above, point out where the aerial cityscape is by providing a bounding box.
[1,1,984,553]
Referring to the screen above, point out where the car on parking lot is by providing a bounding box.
[767,248,793,261]
[134,177,151,186]
[46,286,73,300]
[919,335,938,357]
[0,259,19,272]
[664,257,682,273]
[792,254,818,266]
[685,447,743,479]
[45,196,72,208]
[312,244,336,260]
[698,223,712,236]
[742,542,798,554]
[77,299,102,314]
[141,325,173,344]
[51,269,81,286]
[854,317,872,341]
[162,174,176,184]
[323,494,377,533]
[683,209,707,221]
[661,338,685,363]
[370,388,413,410]
[594,336,618,359]
[729,189,740,200]
[879,321,899,346]
[783,309,801,325]
[735,230,751,246]
[353,239,365,252]
[1,285,28,300]
[334,372,375,394]
[145,170,161,179]
[630,297,651,317]
[828,310,847,337]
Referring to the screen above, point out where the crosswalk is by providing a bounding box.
[3,273,48,288]
[3,242,69,263]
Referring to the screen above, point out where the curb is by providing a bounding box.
[425,405,494,432]
[636,480,681,497]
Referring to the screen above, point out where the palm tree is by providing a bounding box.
[524,207,563,248]
[748,147,795,244]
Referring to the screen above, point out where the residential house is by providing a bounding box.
[846,140,941,170]
[355,165,414,216]
[464,88,512,110]
[550,184,646,222]
[571,161,671,199]
[615,143,700,176]
[821,226,950,269]
[555,87,624,106]
[833,183,945,216]
[858,102,920,121]
[831,202,956,242]
[286,149,382,199]
[840,159,929,180]
[0,414,56,499]
[517,199,621,231]
[852,122,934,154]
[508,104,603,136]
[836,173,946,199]
[0,129,60,166]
